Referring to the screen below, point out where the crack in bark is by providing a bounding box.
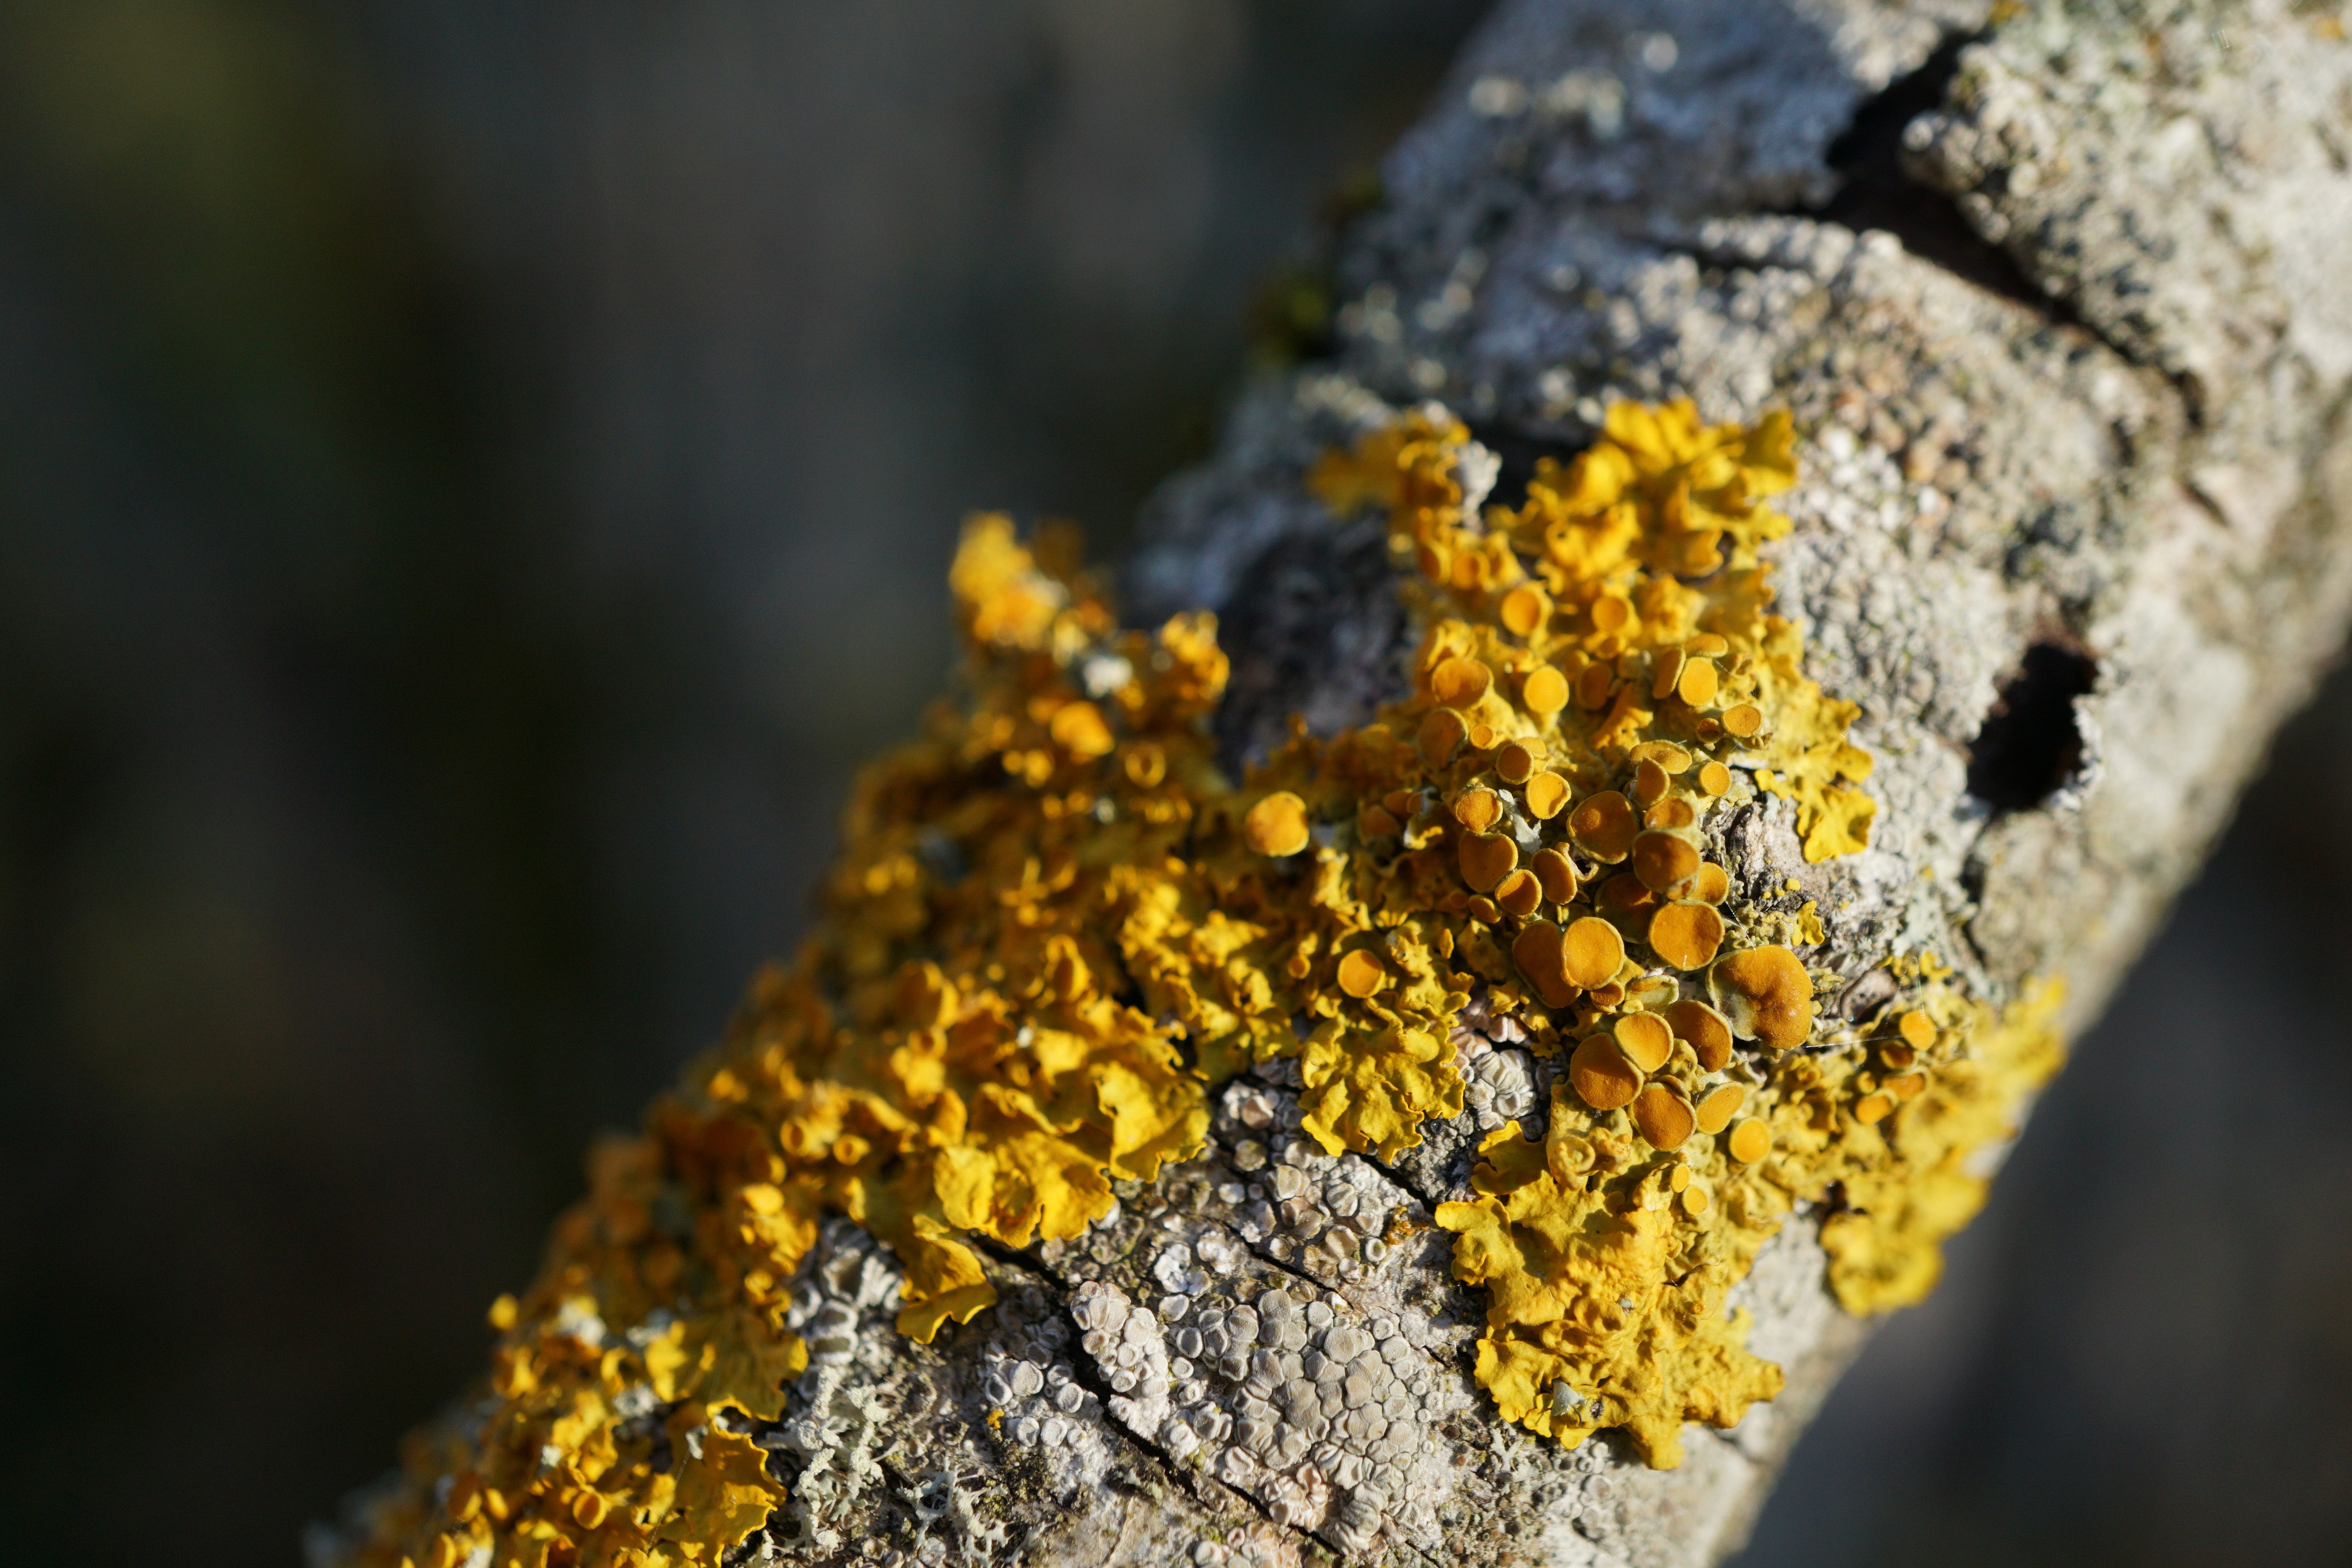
[969,1232,1345,1555]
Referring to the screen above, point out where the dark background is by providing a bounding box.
[0,5,2345,1566]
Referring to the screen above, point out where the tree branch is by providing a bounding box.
[316,4,2352,1566]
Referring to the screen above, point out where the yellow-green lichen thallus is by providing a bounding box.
[340,401,2063,1568]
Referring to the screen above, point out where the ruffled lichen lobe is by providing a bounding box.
[339,401,2070,1568]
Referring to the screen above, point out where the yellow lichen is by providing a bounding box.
[343,402,2069,1568]
[1303,401,2059,1465]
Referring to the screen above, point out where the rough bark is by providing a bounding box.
[326,4,2352,1566]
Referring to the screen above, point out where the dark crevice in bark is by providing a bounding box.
[1965,639,2098,811]
[1803,28,2216,436]
[1806,32,2054,310]
[970,1231,1074,1294]
[968,1237,1305,1543]
[1241,1227,1349,1299]
[1354,1142,1448,1214]
[1468,426,1593,512]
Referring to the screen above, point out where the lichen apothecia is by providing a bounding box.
[338,401,2063,1568]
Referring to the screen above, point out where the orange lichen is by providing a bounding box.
[1663,998,1734,1072]
[1711,946,1815,1052]
[1337,949,1390,999]
[1524,770,1572,819]
[1612,1012,1674,1074]
[1632,829,1701,893]
[1246,790,1313,856]
[1570,791,1639,862]
[1561,916,1627,990]
[1304,402,2057,1465]
[1632,1082,1696,1150]
[1569,1035,1642,1111]
[342,402,2066,1564]
[1726,1118,1771,1164]
[1649,902,1726,970]
[1530,847,1578,904]
[1693,1084,1746,1136]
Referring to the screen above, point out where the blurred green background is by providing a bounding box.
[1,4,2348,1566]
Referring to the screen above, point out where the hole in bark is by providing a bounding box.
[1966,641,2097,811]
[1469,428,1583,511]
[1812,34,2047,309]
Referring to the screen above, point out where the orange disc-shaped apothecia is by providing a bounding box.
[1457,831,1519,893]
[1897,1009,1936,1051]
[1512,921,1578,1009]
[1631,740,1691,775]
[1697,760,1731,796]
[1244,791,1312,857]
[1530,846,1577,904]
[1569,790,1637,862]
[1726,1118,1772,1163]
[1680,1183,1712,1217]
[1431,655,1494,708]
[1689,862,1730,904]
[1648,901,1725,970]
[1575,662,1615,710]
[1693,1083,1747,1136]
[1495,869,1543,919]
[1569,1034,1641,1111]
[1886,1071,1927,1100]
[1711,944,1815,1051]
[1644,797,1696,830]
[1523,770,1572,820]
[1419,707,1468,766]
[1521,664,1570,717]
[1632,829,1700,892]
[1499,583,1551,639]
[1561,916,1625,990]
[1662,998,1735,1072]
[1453,787,1504,834]
[1853,1092,1895,1125]
[1650,647,1686,700]
[1722,703,1764,739]
[1600,873,1657,914]
[1336,950,1388,999]
[1495,740,1539,783]
[1357,803,1401,839]
[1049,700,1116,759]
[1612,1011,1673,1074]
[1677,657,1719,708]
[1631,1082,1695,1150]
[1122,742,1167,788]
[1629,759,1670,810]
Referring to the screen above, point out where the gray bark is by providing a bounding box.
[334,3,2352,1566]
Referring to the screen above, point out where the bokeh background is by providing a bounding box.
[0,4,2346,1566]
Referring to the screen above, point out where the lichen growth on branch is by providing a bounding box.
[337,401,2064,1568]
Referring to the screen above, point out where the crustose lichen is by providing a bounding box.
[336,401,2062,1568]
